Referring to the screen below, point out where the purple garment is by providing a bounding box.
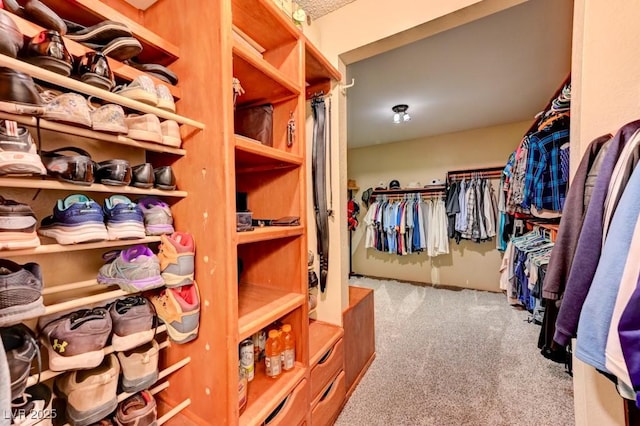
[554,120,640,346]
[618,273,640,407]
[542,134,612,300]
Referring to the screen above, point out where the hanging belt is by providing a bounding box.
[312,95,329,292]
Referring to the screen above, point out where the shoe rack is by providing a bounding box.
[10,0,347,425]
[0,0,204,423]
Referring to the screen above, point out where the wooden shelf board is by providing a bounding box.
[235,135,302,169]
[240,362,306,426]
[238,284,305,340]
[237,226,303,245]
[9,12,181,100]
[41,0,179,65]
[231,0,300,52]
[0,177,187,197]
[233,42,301,106]
[0,111,186,156]
[3,236,160,258]
[309,320,344,367]
[0,54,203,130]
[304,36,341,85]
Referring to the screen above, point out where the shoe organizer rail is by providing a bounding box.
[0,111,186,156]
[3,236,161,258]
[158,399,192,426]
[26,327,169,387]
[0,177,188,197]
[0,54,204,130]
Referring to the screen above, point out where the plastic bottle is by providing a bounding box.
[265,329,282,378]
[281,324,295,371]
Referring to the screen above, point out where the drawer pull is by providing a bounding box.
[319,380,335,402]
[263,394,291,425]
[318,347,334,364]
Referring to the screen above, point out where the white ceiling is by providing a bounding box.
[346,0,573,148]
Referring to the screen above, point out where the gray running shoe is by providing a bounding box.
[136,197,174,236]
[0,259,44,326]
[38,307,112,371]
[97,245,164,293]
[1,323,39,401]
[108,296,154,352]
[0,196,40,250]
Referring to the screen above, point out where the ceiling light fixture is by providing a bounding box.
[392,104,411,124]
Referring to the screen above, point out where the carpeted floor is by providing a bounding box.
[335,277,574,426]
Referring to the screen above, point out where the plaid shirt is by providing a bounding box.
[522,116,570,211]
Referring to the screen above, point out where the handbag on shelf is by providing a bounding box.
[234,104,274,146]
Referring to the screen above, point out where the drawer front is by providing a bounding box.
[311,338,344,400]
[265,379,309,426]
[311,371,346,426]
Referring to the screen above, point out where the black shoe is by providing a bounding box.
[0,67,43,115]
[95,159,132,186]
[22,30,73,76]
[153,166,176,191]
[23,0,66,34]
[11,383,52,424]
[65,19,132,44]
[1,323,40,401]
[131,163,154,189]
[85,37,143,62]
[76,51,115,91]
[41,146,96,186]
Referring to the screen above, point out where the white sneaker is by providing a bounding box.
[124,114,162,143]
[160,120,181,147]
[113,75,158,106]
[155,84,175,113]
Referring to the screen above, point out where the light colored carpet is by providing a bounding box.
[335,277,574,426]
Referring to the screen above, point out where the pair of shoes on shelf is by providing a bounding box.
[97,244,164,292]
[131,163,176,191]
[37,194,149,244]
[65,18,142,62]
[40,147,133,186]
[125,113,182,147]
[114,75,175,113]
[147,281,200,344]
[0,120,47,176]
[37,295,157,370]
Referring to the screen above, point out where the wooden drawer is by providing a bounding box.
[311,371,346,426]
[310,338,344,400]
[264,379,309,426]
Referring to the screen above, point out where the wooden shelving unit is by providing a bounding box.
[0,177,187,197]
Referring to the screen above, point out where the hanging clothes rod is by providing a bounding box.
[447,166,504,182]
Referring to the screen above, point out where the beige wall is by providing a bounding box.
[569,0,640,424]
[348,120,530,291]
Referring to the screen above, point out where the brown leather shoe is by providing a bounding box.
[0,67,44,115]
[0,10,23,58]
[115,390,157,426]
[23,0,67,35]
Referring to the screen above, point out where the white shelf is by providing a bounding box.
[0,54,204,130]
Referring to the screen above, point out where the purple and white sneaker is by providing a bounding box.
[137,197,174,236]
[104,195,145,240]
[97,245,164,293]
[38,194,108,245]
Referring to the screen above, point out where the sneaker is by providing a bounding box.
[113,76,157,106]
[38,307,112,371]
[0,196,40,250]
[97,245,164,293]
[11,383,53,426]
[115,390,157,426]
[0,120,47,175]
[117,340,159,394]
[39,90,92,127]
[155,84,175,113]
[103,195,145,241]
[149,282,200,344]
[158,232,194,287]
[124,114,162,143]
[54,353,119,426]
[108,296,154,352]
[0,259,44,326]
[1,323,39,401]
[137,197,174,236]
[38,194,109,245]
[160,120,181,147]
[89,102,128,134]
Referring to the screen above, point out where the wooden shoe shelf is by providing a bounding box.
[0,0,344,424]
[0,2,202,424]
